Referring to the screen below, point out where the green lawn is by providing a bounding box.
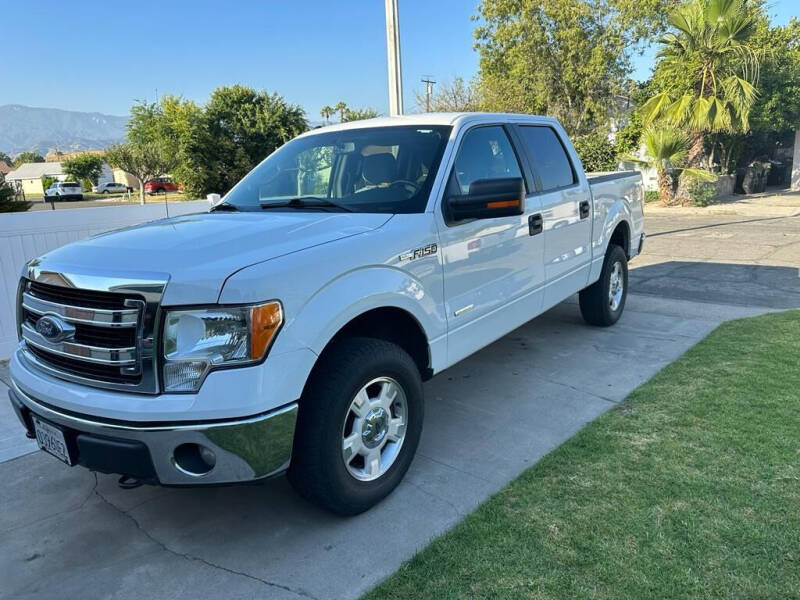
[364,310,800,600]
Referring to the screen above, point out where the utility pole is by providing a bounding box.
[421,77,436,112]
[385,0,404,116]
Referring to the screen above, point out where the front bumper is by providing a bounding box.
[9,382,298,485]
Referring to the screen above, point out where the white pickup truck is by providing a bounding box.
[10,113,644,514]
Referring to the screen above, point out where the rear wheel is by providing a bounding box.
[288,337,424,515]
[579,244,628,327]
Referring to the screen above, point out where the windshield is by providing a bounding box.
[223,125,452,213]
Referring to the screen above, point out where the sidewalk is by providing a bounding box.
[645,188,800,218]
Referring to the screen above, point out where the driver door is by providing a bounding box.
[437,125,545,366]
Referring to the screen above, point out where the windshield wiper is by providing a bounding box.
[209,202,239,212]
[259,197,356,213]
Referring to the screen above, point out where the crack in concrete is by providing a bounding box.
[403,480,466,519]
[1,474,98,535]
[92,475,319,600]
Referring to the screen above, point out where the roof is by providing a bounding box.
[0,160,12,175]
[297,112,561,139]
[5,161,64,180]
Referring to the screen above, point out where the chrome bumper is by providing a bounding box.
[9,381,298,486]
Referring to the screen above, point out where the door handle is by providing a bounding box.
[579,200,591,219]
[528,213,543,236]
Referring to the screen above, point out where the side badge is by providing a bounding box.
[400,243,438,262]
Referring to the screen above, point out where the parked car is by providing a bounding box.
[43,181,83,201]
[145,177,179,194]
[10,113,644,515]
[92,182,132,194]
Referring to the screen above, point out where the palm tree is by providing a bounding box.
[320,105,334,124]
[334,101,348,123]
[625,127,715,206]
[641,0,760,165]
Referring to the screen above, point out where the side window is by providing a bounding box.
[453,126,522,194]
[518,126,576,191]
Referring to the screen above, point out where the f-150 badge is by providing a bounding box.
[399,243,438,262]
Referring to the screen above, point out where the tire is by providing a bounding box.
[288,336,424,515]
[579,244,628,327]
[102,190,108,194]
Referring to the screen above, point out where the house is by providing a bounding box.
[4,162,66,196]
[112,168,139,189]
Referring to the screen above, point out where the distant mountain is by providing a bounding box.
[0,104,128,156]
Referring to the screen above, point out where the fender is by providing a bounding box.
[285,265,447,371]
[589,196,633,284]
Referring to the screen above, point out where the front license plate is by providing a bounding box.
[32,416,73,465]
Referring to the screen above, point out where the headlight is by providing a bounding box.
[162,301,283,392]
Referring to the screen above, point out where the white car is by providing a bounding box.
[43,181,83,200]
[10,113,644,515]
[92,182,131,194]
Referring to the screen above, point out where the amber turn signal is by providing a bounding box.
[250,302,283,359]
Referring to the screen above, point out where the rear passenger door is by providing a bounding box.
[515,125,593,309]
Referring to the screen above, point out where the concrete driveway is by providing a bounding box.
[1,211,797,600]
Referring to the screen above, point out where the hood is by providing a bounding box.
[35,211,392,304]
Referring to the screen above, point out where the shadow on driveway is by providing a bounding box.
[630,261,800,309]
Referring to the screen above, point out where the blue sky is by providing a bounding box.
[1,0,796,119]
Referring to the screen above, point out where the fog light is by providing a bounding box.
[172,443,216,476]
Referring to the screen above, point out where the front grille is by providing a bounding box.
[28,281,129,310]
[20,280,144,387]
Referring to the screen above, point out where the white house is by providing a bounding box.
[4,162,66,196]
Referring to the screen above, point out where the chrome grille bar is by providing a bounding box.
[21,322,137,366]
[22,292,138,328]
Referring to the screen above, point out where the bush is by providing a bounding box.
[0,173,32,212]
[573,133,617,172]
[681,178,717,207]
[41,176,57,192]
[644,190,660,203]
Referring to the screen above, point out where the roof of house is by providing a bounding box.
[0,160,12,175]
[5,161,64,180]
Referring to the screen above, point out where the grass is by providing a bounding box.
[363,310,800,600]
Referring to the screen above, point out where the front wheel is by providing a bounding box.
[288,337,424,515]
[579,244,628,327]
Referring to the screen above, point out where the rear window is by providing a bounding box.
[61,183,81,189]
[517,126,576,191]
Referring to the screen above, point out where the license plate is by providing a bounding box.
[32,416,73,465]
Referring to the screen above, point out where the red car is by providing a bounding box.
[144,177,180,194]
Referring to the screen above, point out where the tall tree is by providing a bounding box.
[475,0,676,136]
[13,151,45,166]
[182,85,307,196]
[0,151,13,166]
[334,101,348,123]
[320,105,334,124]
[104,143,173,204]
[641,0,762,165]
[62,153,104,186]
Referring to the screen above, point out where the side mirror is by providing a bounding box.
[446,177,524,221]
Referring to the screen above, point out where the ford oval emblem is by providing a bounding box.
[35,315,74,343]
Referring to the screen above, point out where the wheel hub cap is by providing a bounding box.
[361,407,389,448]
[609,261,624,311]
[341,377,408,481]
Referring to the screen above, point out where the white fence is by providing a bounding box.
[0,200,212,359]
